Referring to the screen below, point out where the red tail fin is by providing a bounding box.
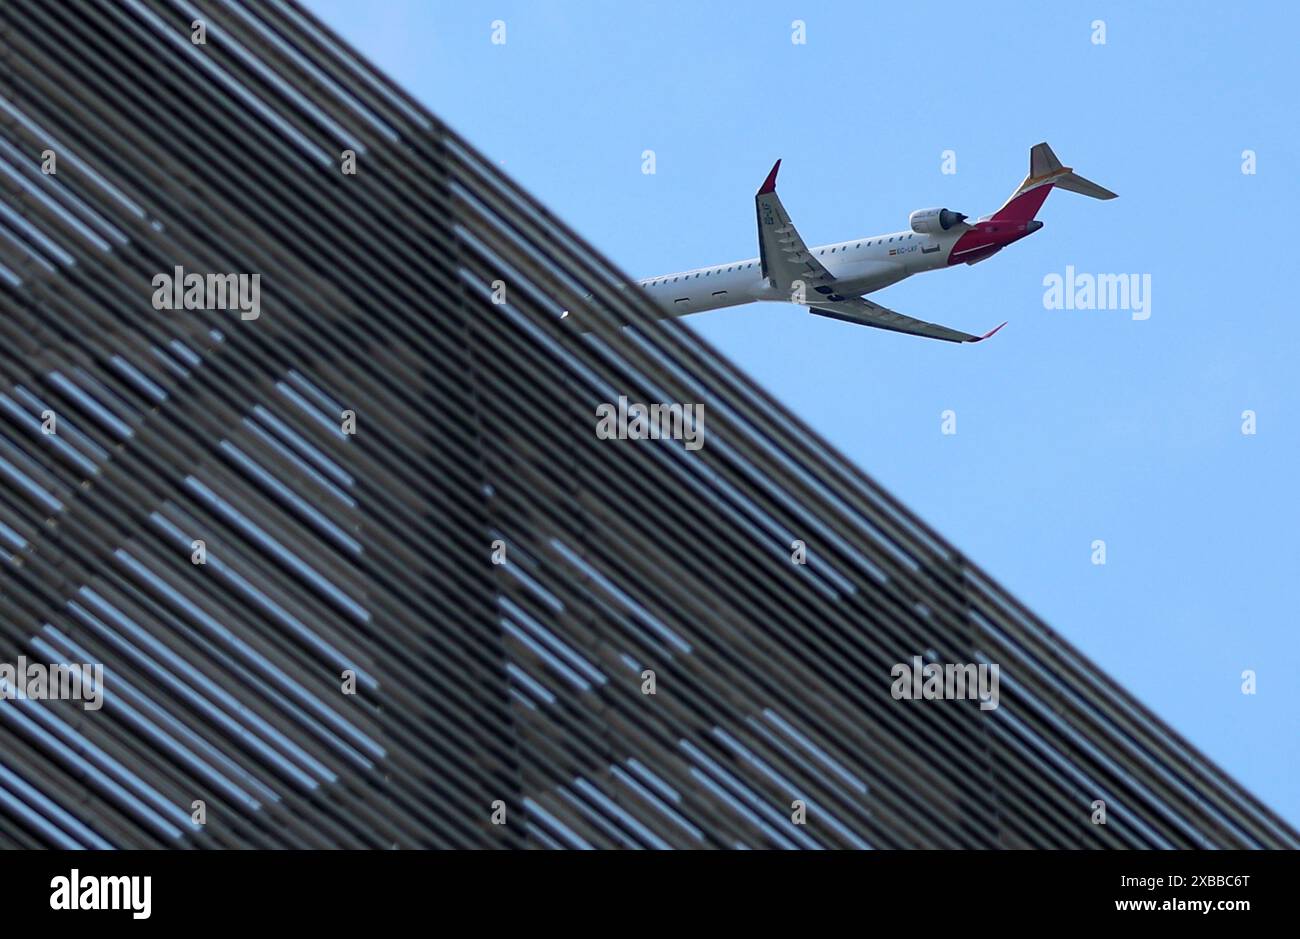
[991,142,1117,221]
[991,184,1053,222]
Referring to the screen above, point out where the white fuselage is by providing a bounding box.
[636,227,965,318]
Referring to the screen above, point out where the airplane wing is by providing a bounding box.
[809,295,1007,344]
[755,160,835,293]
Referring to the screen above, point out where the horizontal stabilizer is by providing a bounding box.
[1053,170,1118,200]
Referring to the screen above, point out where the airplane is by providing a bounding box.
[570,142,1116,343]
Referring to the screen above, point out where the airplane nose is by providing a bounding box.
[1027,220,1044,233]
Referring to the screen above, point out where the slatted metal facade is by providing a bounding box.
[0,0,1292,850]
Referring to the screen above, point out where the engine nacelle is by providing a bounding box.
[909,207,968,234]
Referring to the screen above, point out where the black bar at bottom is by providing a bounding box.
[0,849,1291,925]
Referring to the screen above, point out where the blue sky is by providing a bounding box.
[305,0,1299,827]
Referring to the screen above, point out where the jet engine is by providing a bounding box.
[908,208,968,234]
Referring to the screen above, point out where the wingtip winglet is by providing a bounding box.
[972,321,1008,343]
[758,159,781,195]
